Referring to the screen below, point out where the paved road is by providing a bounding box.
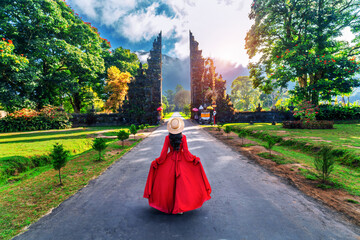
[15,113,360,240]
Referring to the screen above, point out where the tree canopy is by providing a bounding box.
[246,0,360,105]
[0,0,140,113]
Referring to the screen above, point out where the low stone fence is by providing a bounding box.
[71,113,126,127]
[232,111,294,123]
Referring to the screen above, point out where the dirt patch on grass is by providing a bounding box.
[203,126,360,226]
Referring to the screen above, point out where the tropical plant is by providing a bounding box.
[117,130,130,147]
[50,143,70,185]
[265,136,277,155]
[92,138,108,161]
[238,129,248,145]
[314,146,335,182]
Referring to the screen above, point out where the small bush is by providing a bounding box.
[224,126,232,138]
[50,143,70,185]
[238,129,248,145]
[265,136,277,155]
[314,146,335,182]
[130,124,137,139]
[117,130,130,147]
[139,124,145,130]
[145,124,149,129]
[92,138,108,161]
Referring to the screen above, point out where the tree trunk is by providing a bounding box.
[59,169,62,185]
[70,92,82,113]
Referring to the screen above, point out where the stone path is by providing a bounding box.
[14,113,360,240]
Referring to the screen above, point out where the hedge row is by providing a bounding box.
[0,116,71,132]
[230,125,359,167]
[283,120,334,129]
[317,105,360,121]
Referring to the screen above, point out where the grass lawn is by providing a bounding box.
[163,112,174,119]
[0,126,130,158]
[222,123,360,196]
[179,112,191,119]
[0,127,146,240]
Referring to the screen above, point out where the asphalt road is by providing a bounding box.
[14,113,360,240]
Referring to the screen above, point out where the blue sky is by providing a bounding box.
[65,0,254,66]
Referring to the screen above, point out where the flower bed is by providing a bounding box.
[0,106,71,132]
[282,120,334,129]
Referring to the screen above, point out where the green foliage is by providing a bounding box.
[246,0,360,105]
[139,124,145,130]
[224,125,232,138]
[265,136,277,155]
[130,124,137,139]
[293,101,319,122]
[183,104,191,116]
[104,47,140,76]
[117,130,129,147]
[92,138,107,161]
[314,146,335,182]
[238,129,248,145]
[230,76,261,111]
[145,124,149,129]
[50,143,70,185]
[317,105,360,120]
[0,0,112,112]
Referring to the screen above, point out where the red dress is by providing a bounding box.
[144,134,211,214]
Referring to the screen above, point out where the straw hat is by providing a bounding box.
[167,117,184,134]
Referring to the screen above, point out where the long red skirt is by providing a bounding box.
[144,135,211,214]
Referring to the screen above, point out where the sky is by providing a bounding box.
[65,0,356,93]
[66,0,254,67]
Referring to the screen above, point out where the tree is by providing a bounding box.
[246,0,360,105]
[50,143,70,185]
[117,130,129,147]
[175,84,184,94]
[130,124,137,139]
[162,95,169,113]
[92,138,108,161]
[0,0,110,112]
[165,90,175,105]
[230,76,261,111]
[104,47,140,77]
[104,66,131,112]
[174,90,191,111]
[314,146,335,182]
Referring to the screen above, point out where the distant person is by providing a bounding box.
[144,117,211,214]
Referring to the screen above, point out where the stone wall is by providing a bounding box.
[71,113,126,127]
[231,111,294,123]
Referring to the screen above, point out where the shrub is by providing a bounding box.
[238,129,248,145]
[224,126,232,138]
[92,138,108,161]
[293,100,319,122]
[265,136,277,155]
[0,106,71,132]
[117,130,130,147]
[282,120,333,129]
[316,105,360,121]
[145,124,149,129]
[130,124,137,139]
[139,124,145,130]
[50,143,70,185]
[314,146,335,182]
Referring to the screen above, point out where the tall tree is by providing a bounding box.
[0,0,110,112]
[174,90,191,111]
[104,66,131,112]
[230,76,261,111]
[104,47,140,77]
[246,0,360,105]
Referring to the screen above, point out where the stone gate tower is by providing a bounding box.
[190,31,204,113]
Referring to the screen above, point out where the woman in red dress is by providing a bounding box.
[144,117,211,214]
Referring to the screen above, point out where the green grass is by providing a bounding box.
[163,112,174,119]
[242,135,360,196]
[225,122,360,156]
[179,112,191,119]
[0,136,143,240]
[0,126,130,158]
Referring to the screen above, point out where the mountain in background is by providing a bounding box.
[135,51,248,93]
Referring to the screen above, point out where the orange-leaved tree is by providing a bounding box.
[105,66,131,112]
